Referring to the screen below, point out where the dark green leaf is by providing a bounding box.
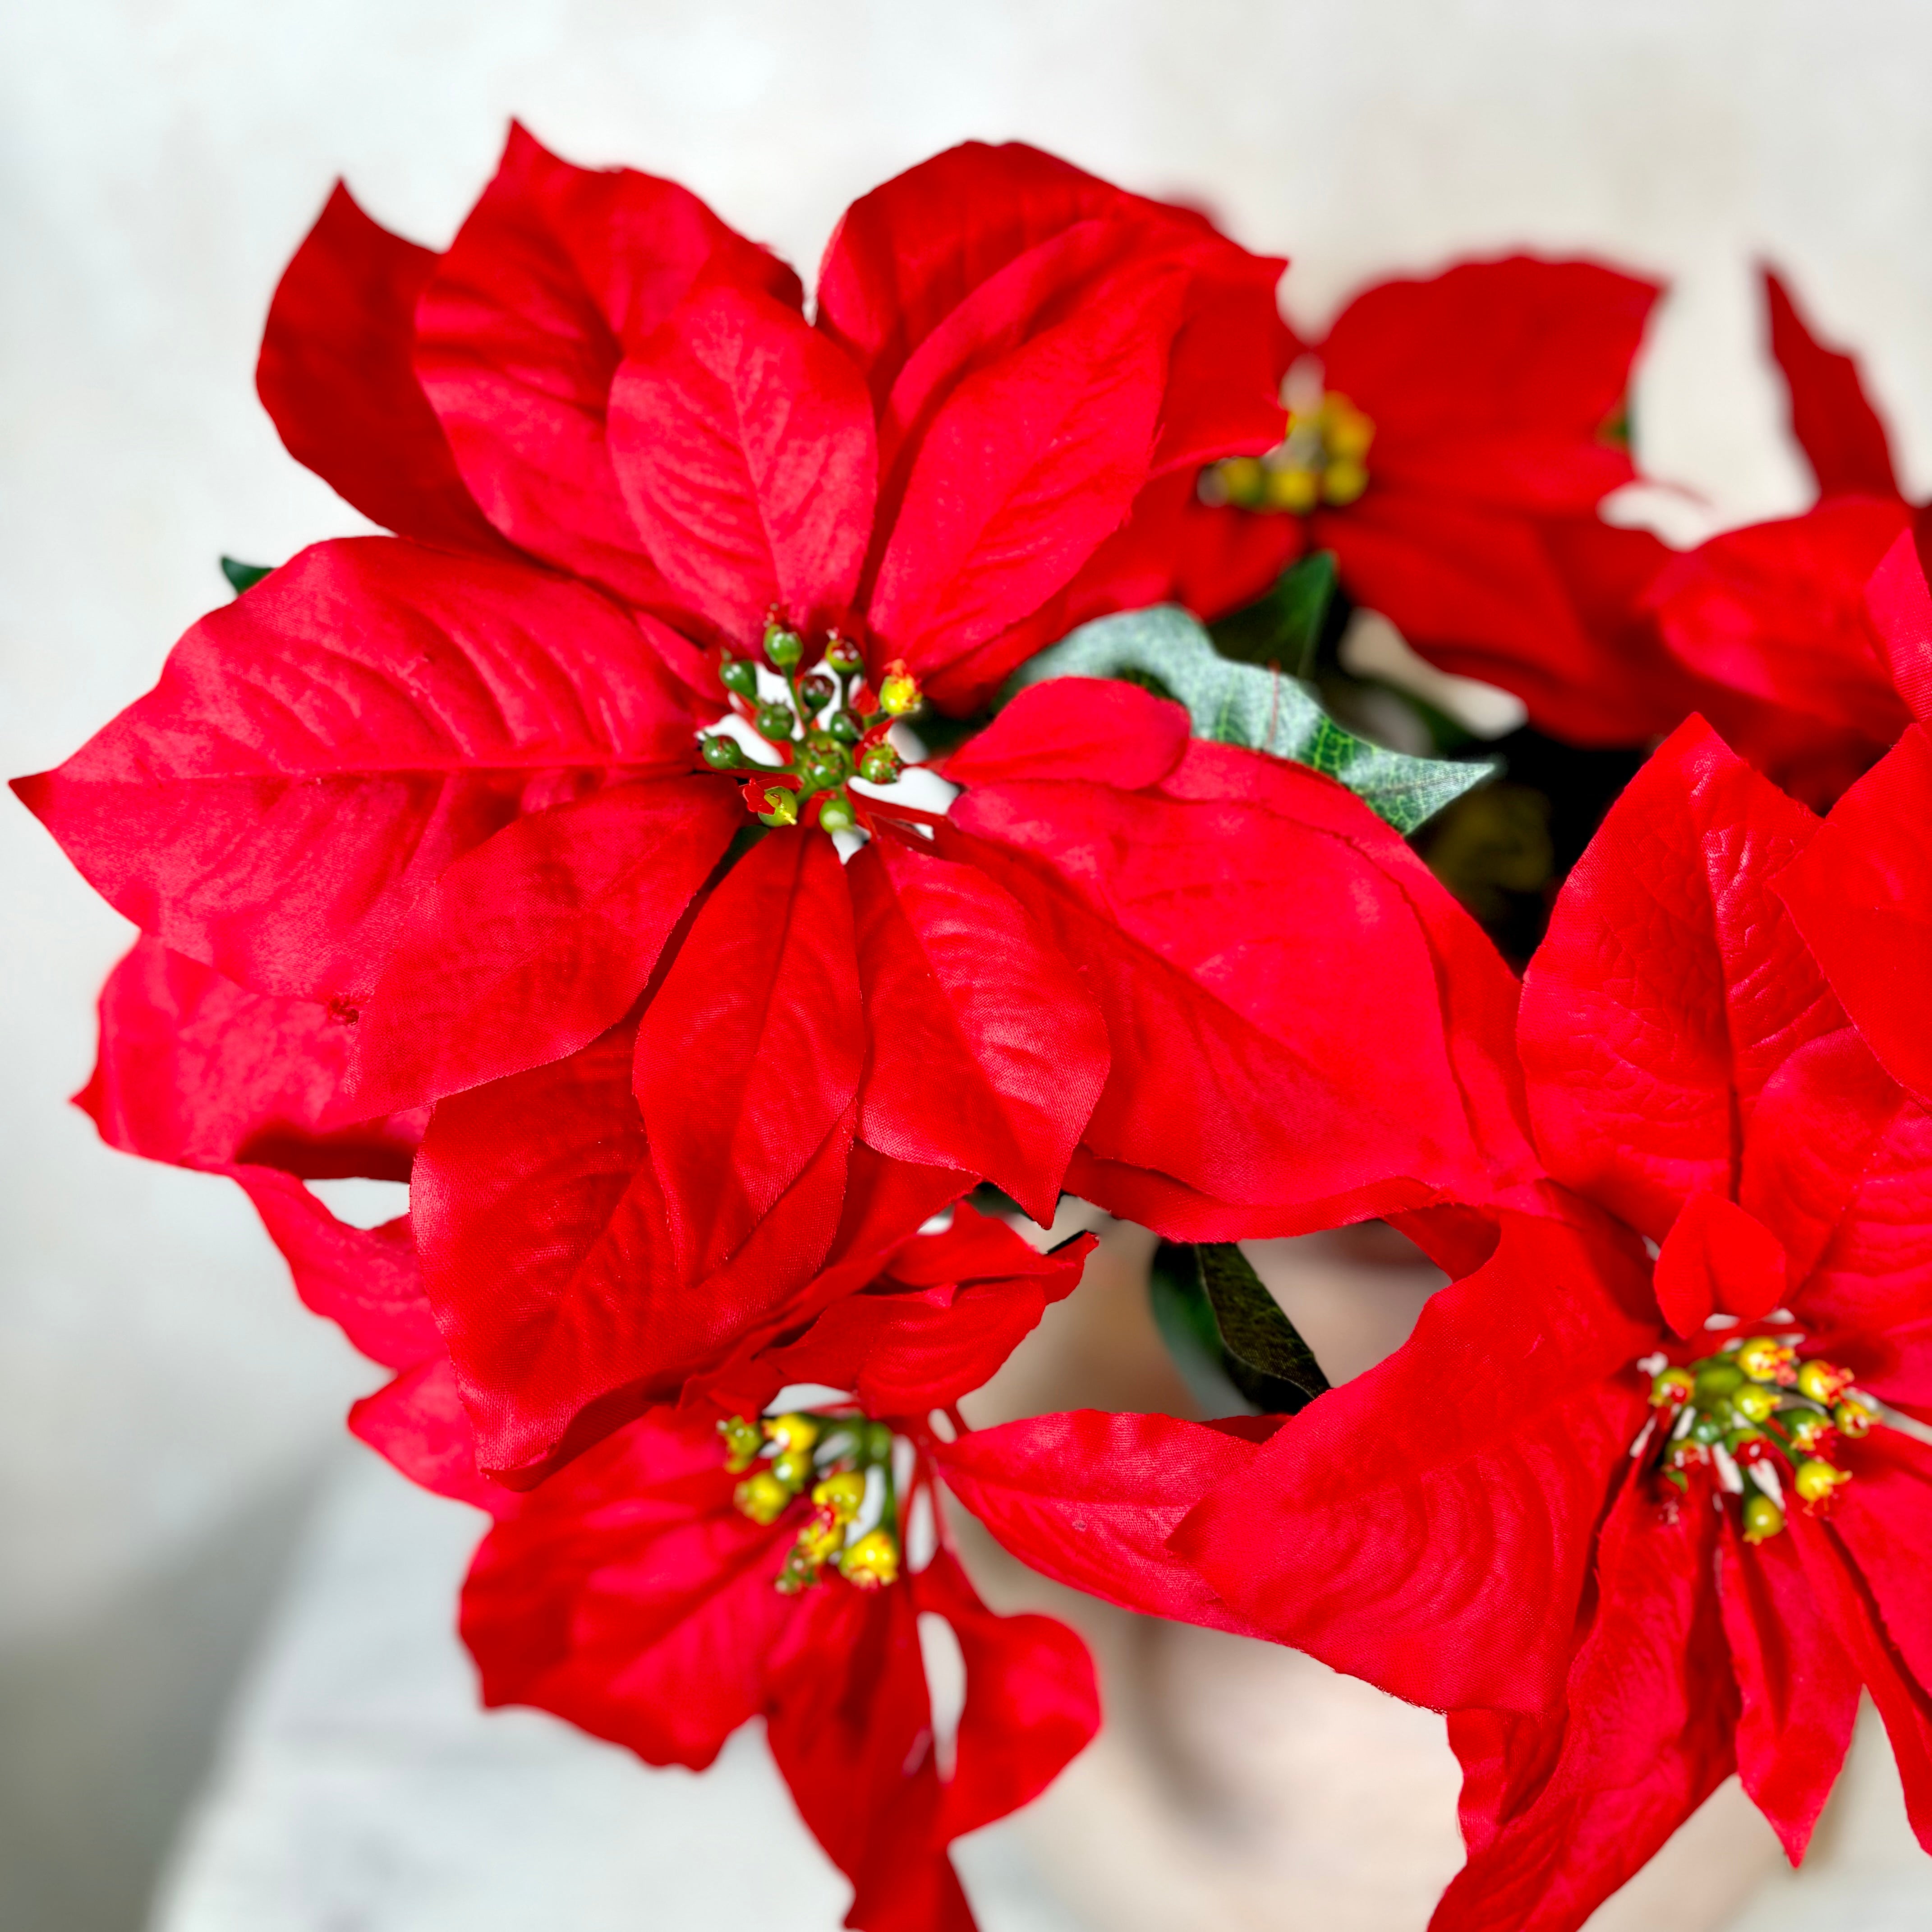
[220,557,274,595]
[1011,605,1494,833]
[1148,1241,1250,1418]
[1197,1242,1329,1414]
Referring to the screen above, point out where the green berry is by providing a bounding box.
[701,735,748,771]
[719,656,759,698]
[825,708,864,744]
[755,701,797,742]
[764,622,805,668]
[857,743,902,785]
[816,792,858,835]
[798,673,836,714]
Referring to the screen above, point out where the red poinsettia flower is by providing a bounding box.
[1061,256,1694,746]
[1645,268,1919,805]
[407,673,1543,1480]
[460,1403,1098,1932]
[943,718,1932,1929]
[255,125,1286,702]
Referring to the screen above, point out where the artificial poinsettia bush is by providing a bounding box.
[21,115,1932,1932]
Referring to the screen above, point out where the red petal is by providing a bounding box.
[1647,497,1911,749]
[867,255,1186,684]
[767,1582,970,1932]
[11,538,697,1003]
[1790,1510,1932,1852]
[351,776,741,1112]
[1321,258,1657,453]
[1718,1508,1861,1861]
[78,937,418,1178]
[1315,489,1609,697]
[460,1408,798,1771]
[912,1547,1098,1840]
[702,1210,1092,1418]
[1863,520,1932,722]
[1651,1191,1788,1338]
[1779,725,1932,1111]
[1177,1212,1657,1716]
[934,1409,1276,1637]
[949,741,1535,1225]
[1763,267,1901,501]
[350,1358,508,1516]
[1741,1026,1931,1326]
[819,139,1282,447]
[632,831,863,1280]
[232,1166,437,1371]
[257,183,511,556]
[1519,718,1835,1242]
[414,124,799,608]
[1429,1472,1735,1932]
[415,1018,861,1480]
[608,284,877,647]
[849,826,1107,1222]
[940,676,1190,791]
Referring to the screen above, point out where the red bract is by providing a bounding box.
[979,718,1932,1930]
[257,125,1284,696]
[411,676,1543,1479]
[1088,257,1693,746]
[1645,269,1918,805]
[1777,526,1932,1109]
[460,1406,1098,1932]
[14,134,1287,1123]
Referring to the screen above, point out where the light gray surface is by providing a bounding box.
[9,2,1932,1925]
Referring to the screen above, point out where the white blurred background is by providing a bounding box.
[6,3,1932,1927]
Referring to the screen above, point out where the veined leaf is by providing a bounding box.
[1149,1240,1328,1417]
[1012,603,1494,833]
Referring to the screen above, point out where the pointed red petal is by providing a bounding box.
[11,538,697,1003]
[1647,497,1911,750]
[1652,1191,1788,1338]
[350,1358,508,1516]
[78,936,418,1178]
[934,1409,1276,1637]
[1519,718,1834,1242]
[1321,258,1657,453]
[608,284,877,646]
[632,831,864,1280]
[460,1408,798,1770]
[1718,1509,1861,1862]
[913,1547,1098,1840]
[867,255,1187,685]
[1790,1509,1932,1852]
[1863,520,1932,722]
[257,183,511,556]
[414,124,799,608]
[351,776,741,1112]
[1763,267,1901,501]
[1778,724,1932,1112]
[1429,1473,1736,1932]
[1177,1212,1656,1716]
[940,676,1190,791]
[849,826,1107,1223]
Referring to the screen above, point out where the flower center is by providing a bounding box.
[699,617,922,836]
[1636,1331,1877,1541]
[721,1408,903,1592]
[1200,377,1374,516]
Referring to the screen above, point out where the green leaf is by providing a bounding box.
[1148,1241,1250,1417]
[220,557,274,595]
[1011,604,1493,834]
[1211,550,1338,677]
[1148,1241,1329,1417]
[1197,1242,1329,1414]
